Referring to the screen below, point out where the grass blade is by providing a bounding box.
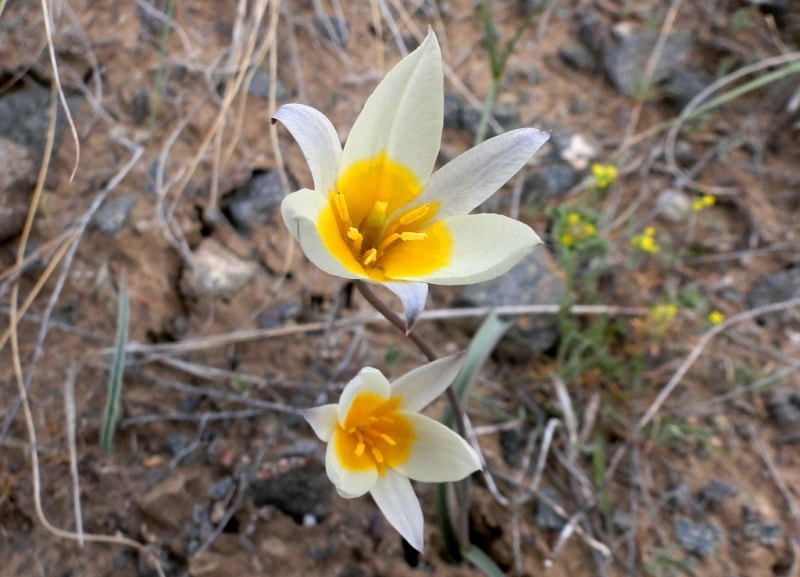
[100,272,128,452]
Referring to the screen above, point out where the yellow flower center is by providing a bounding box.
[317,152,452,281]
[334,392,414,475]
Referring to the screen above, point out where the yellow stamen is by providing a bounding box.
[400,232,427,242]
[355,442,365,457]
[347,227,363,253]
[371,447,384,464]
[362,248,378,266]
[380,433,397,446]
[334,192,351,225]
[398,203,430,226]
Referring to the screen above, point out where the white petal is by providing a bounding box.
[383,281,427,333]
[281,188,363,280]
[325,439,377,498]
[303,404,338,442]
[391,352,465,412]
[412,128,550,219]
[340,30,442,183]
[393,414,481,483]
[370,469,425,552]
[273,104,342,194]
[409,213,542,285]
[337,367,392,425]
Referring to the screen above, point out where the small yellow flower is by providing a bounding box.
[651,303,678,325]
[708,310,725,325]
[304,354,480,551]
[274,31,548,327]
[558,211,597,249]
[631,226,660,254]
[691,194,716,212]
[591,162,618,190]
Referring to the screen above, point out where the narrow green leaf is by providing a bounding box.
[463,545,506,577]
[100,272,129,452]
[443,313,512,428]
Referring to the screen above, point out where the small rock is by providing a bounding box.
[761,388,800,427]
[742,508,782,545]
[221,170,287,232]
[93,195,137,235]
[535,487,565,530]
[523,163,579,205]
[746,266,800,326]
[246,68,293,102]
[456,248,565,359]
[249,457,332,523]
[656,188,692,222]
[698,479,737,510]
[659,69,714,109]
[315,16,349,46]
[0,136,36,241]
[603,30,695,98]
[180,238,260,299]
[0,82,81,164]
[208,476,234,501]
[462,97,521,138]
[558,43,599,71]
[674,519,723,556]
[443,92,464,130]
[499,428,524,468]
[130,89,150,125]
[547,130,598,171]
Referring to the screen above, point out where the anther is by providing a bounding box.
[362,248,378,266]
[355,442,365,457]
[398,203,430,226]
[334,192,351,224]
[379,433,397,446]
[371,447,384,464]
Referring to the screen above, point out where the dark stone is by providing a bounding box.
[500,428,524,468]
[761,388,800,427]
[746,266,800,327]
[456,248,565,359]
[0,137,35,241]
[0,82,82,169]
[208,476,234,501]
[93,195,137,235]
[222,170,289,232]
[316,16,349,46]
[249,457,332,523]
[443,92,464,130]
[130,90,150,125]
[523,164,579,206]
[659,69,714,108]
[674,519,723,556]
[246,67,293,102]
[535,488,565,530]
[603,31,694,98]
[742,507,782,545]
[558,43,599,71]
[698,479,737,510]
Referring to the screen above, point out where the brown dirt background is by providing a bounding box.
[1,1,799,576]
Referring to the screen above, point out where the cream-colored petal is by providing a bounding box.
[411,128,550,219]
[370,469,424,552]
[383,281,428,333]
[281,188,363,280]
[303,404,338,442]
[391,352,465,412]
[337,367,392,425]
[340,30,442,184]
[325,437,377,498]
[273,104,342,193]
[393,414,481,483]
[404,213,542,285]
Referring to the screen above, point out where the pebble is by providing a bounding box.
[674,519,723,556]
[535,487,565,530]
[179,238,260,299]
[248,457,332,523]
[93,195,138,235]
[547,130,598,171]
[221,170,287,233]
[558,43,599,71]
[761,388,800,427]
[0,136,36,241]
[455,248,565,359]
[523,163,579,206]
[603,30,694,98]
[246,67,293,102]
[656,188,693,222]
[746,266,800,326]
[315,16,349,46]
[742,508,783,545]
[208,476,235,501]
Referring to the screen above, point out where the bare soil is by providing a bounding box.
[1,1,799,576]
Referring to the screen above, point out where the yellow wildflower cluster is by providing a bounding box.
[692,194,716,212]
[560,212,597,248]
[591,162,618,190]
[708,310,725,325]
[648,303,678,335]
[631,226,660,254]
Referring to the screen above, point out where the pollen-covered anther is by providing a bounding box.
[362,248,378,266]
[397,203,431,226]
[334,192,351,225]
